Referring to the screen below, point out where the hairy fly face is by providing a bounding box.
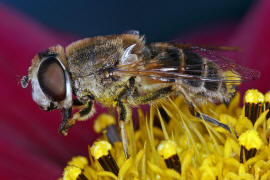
[22,46,72,111]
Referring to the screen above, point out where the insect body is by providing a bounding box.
[21,32,259,158]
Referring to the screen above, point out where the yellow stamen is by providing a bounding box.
[93,114,116,133]
[244,89,264,103]
[90,141,112,159]
[244,89,265,125]
[63,166,82,180]
[157,140,181,174]
[157,140,177,159]
[67,156,88,169]
[265,91,270,120]
[239,129,263,150]
[90,140,119,175]
[61,88,270,179]
[264,91,270,103]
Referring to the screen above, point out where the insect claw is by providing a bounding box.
[59,128,68,136]
[58,120,69,136]
[58,119,77,136]
[58,122,69,136]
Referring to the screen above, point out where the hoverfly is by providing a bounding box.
[21,31,260,158]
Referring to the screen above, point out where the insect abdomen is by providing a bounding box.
[182,49,204,87]
[146,43,233,103]
[182,49,221,92]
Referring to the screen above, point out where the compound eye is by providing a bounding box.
[38,57,66,101]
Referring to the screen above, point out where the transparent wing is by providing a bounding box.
[114,68,243,84]
[172,42,260,81]
[114,45,258,85]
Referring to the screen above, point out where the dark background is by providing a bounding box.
[2,0,254,41]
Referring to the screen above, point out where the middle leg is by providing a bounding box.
[117,101,132,159]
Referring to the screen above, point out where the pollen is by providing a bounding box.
[157,140,177,159]
[158,140,181,174]
[89,140,119,176]
[67,156,88,169]
[63,166,82,180]
[90,140,112,160]
[239,129,263,150]
[244,89,265,125]
[244,89,264,103]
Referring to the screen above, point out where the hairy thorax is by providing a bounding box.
[73,75,129,106]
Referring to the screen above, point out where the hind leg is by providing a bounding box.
[178,86,231,132]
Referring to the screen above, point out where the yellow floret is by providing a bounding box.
[94,114,116,133]
[63,166,81,180]
[61,88,270,179]
[238,129,263,150]
[90,140,112,159]
[244,89,264,103]
[157,140,177,159]
[235,116,253,134]
[265,91,270,103]
[67,156,88,169]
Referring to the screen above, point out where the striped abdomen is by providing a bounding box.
[181,49,234,103]
[182,49,223,92]
[148,43,234,104]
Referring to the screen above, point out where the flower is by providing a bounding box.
[1,0,270,179]
[60,89,270,179]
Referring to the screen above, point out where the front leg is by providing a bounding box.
[59,107,72,135]
[59,98,95,135]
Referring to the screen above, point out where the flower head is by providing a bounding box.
[60,89,270,179]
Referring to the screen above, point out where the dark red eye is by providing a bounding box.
[38,57,66,101]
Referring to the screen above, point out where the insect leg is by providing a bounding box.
[58,99,95,135]
[72,100,95,121]
[114,77,137,159]
[187,100,231,132]
[72,98,84,106]
[59,107,73,135]
[195,113,231,133]
[179,86,231,132]
[133,86,174,104]
[117,101,132,159]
